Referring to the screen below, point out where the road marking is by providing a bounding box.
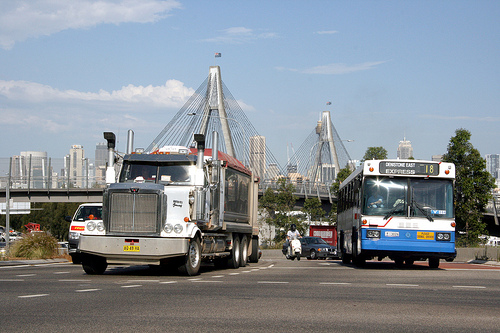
[53,271,70,275]
[125,279,160,283]
[0,279,24,282]
[188,278,202,281]
[191,280,223,283]
[160,281,178,284]
[320,282,352,285]
[121,284,142,288]
[211,275,224,278]
[229,273,240,276]
[18,294,49,298]
[386,284,420,287]
[453,285,486,289]
[75,288,101,293]
[258,281,289,284]
[17,274,36,277]
[59,279,92,282]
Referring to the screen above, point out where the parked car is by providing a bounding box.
[300,236,338,260]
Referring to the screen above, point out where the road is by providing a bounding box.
[1,256,499,333]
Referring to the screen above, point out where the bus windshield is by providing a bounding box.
[363,177,454,219]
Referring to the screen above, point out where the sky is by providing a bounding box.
[0,0,499,169]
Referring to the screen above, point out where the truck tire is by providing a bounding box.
[179,238,201,276]
[239,235,248,267]
[227,236,241,269]
[428,257,440,269]
[82,255,107,275]
[249,237,259,263]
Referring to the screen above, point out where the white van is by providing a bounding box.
[66,203,102,264]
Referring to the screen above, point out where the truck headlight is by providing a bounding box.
[87,221,96,231]
[97,222,105,232]
[366,230,381,238]
[174,224,183,234]
[164,223,173,233]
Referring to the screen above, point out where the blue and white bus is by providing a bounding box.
[337,160,456,268]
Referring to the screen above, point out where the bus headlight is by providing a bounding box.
[436,232,451,241]
[87,221,96,231]
[366,230,381,238]
[174,224,183,234]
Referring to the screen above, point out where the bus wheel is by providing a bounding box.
[428,258,440,269]
[341,253,351,264]
[394,258,404,268]
[405,259,415,266]
[353,256,366,267]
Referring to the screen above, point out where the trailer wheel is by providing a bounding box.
[239,235,248,267]
[82,255,107,275]
[249,237,259,263]
[179,238,201,276]
[227,236,241,269]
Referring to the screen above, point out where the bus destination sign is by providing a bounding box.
[379,162,439,176]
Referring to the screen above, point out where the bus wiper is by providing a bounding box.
[412,200,434,222]
[383,202,404,220]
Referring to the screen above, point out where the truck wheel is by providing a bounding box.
[239,235,248,267]
[249,237,259,263]
[179,238,201,276]
[227,236,241,269]
[82,255,107,275]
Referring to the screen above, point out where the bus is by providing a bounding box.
[337,160,456,268]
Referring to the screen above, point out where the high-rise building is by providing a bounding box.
[95,142,107,168]
[486,154,500,179]
[249,136,266,180]
[397,137,413,159]
[11,151,48,189]
[69,145,85,188]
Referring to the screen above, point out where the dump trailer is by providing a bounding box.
[79,132,260,275]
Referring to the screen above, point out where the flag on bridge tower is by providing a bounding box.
[326,101,332,105]
[215,52,221,58]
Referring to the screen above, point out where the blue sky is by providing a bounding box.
[0,0,499,167]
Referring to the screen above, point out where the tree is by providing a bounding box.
[259,178,302,242]
[442,128,496,246]
[362,146,388,161]
[302,198,326,223]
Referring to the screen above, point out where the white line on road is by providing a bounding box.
[320,282,352,285]
[160,281,178,284]
[59,279,92,282]
[16,274,36,277]
[75,289,101,293]
[53,271,70,275]
[211,275,224,278]
[258,281,289,284]
[125,280,160,283]
[191,280,223,283]
[229,273,240,275]
[453,285,486,289]
[386,284,420,287]
[121,284,142,288]
[0,279,24,282]
[18,294,49,298]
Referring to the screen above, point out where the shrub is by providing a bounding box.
[8,232,58,259]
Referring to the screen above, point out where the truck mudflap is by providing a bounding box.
[79,235,189,264]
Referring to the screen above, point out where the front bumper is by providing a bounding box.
[79,235,189,265]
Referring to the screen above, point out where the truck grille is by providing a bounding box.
[108,192,160,234]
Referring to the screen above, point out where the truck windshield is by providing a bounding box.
[120,162,195,185]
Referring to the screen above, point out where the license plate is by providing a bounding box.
[123,245,140,252]
[417,232,434,240]
[385,231,399,237]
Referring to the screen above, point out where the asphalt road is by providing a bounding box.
[1,256,499,333]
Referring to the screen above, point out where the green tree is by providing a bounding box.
[362,146,388,161]
[302,198,326,223]
[259,178,302,242]
[442,128,496,246]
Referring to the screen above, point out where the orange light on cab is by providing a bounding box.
[362,219,368,225]
[445,170,450,175]
[369,167,374,172]
[184,217,190,222]
[451,222,456,227]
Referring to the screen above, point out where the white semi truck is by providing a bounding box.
[78,132,260,276]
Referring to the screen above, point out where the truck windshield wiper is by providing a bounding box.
[383,202,404,220]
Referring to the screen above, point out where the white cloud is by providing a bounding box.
[314,30,339,35]
[202,26,278,44]
[0,0,182,49]
[276,61,387,75]
[0,79,194,107]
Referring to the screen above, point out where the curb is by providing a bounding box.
[0,258,69,267]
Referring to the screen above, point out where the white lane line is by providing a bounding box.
[53,271,70,275]
[160,281,178,284]
[75,289,101,293]
[125,280,160,283]
[121,284,142,288]
[0,279,24,282]
[229,273,240,276]
[386,284,420,287]
[258,281,289,284]
[59,279,92,282]
[188,278,202,281]
[320,282,352,285]
[211,275,224,278]
[191,280,223,283]
[17,274,36,277]
[453,285,486,289]
[18,294,49,298]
